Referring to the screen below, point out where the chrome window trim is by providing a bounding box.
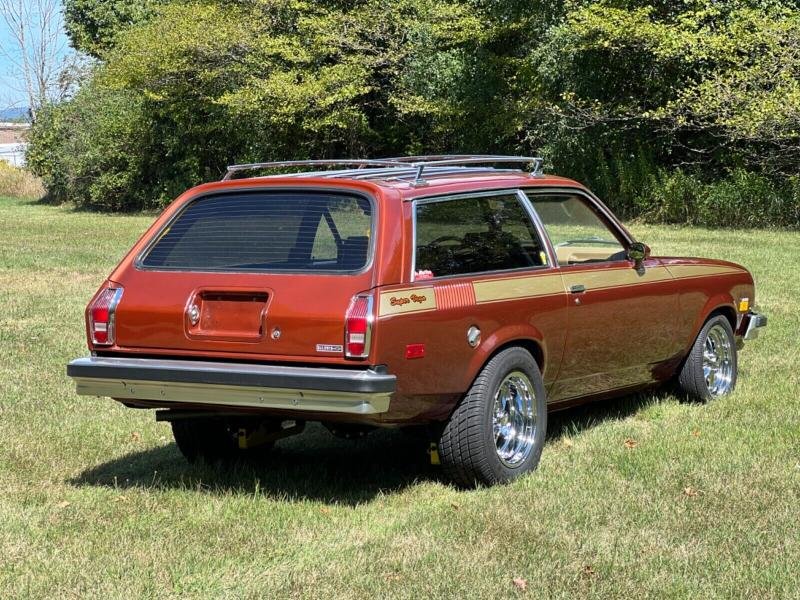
[411,199,418,280]
[134,186,378,276]
[412,187,528,205]
[410,188,552,283]
[515,189,558,269]
[521,186,635,249]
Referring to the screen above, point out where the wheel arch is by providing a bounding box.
[684,295,738,354]
[464,325,548,391]
[707,305,737,330]
[488,338,544,373]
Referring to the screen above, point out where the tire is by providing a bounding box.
[678,314,738,401]
[438,347,547,487]
[171,418,274,464]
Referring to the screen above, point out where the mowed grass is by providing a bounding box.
[0,195,798,599]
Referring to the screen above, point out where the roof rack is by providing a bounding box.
[222,155,544,183]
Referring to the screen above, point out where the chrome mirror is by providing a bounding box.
[628,242,649,268]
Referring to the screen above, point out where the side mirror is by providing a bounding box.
[628,242,650,268]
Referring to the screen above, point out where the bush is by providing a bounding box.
[698,171,800,229]
[27,86,154,210]
[622,169,800,229]
[550,143,800,228]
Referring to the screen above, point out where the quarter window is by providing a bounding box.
[527,194,626,266]
[414,193,547,278]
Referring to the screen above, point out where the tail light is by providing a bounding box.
[87,287,123,346]
[344,294,374,358]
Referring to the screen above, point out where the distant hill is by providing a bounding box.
[0,107,31,122]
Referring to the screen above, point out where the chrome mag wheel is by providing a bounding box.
[703,323,735,396]
[492,371,537,467]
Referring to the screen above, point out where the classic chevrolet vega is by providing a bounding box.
[67,156,766,486]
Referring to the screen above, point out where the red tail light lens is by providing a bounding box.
[88,287,123,346]
[344,294,374,358]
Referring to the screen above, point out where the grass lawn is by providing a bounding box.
[0,195,798,598]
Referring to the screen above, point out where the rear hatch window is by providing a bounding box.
[139,191,373,272]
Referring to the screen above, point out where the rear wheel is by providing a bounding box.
[438,347,547,487]
[171,418,275,463]
[678,314,738,401]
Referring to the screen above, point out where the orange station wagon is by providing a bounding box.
[67,156,767,486]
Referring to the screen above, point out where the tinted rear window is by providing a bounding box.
[140,192,372,272]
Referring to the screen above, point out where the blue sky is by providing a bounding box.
[0,0,70,109]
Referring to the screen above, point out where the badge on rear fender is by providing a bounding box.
[316,344,343,353]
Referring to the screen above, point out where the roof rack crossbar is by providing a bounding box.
[343,166,509,181]
[395,156,543,184]
[387,154,535,164]
[222,155,544,181]
[223,159,407,180]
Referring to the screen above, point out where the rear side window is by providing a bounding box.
[140,192,372,272]
[414,193,547,278]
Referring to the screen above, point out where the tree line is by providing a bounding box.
[25,0,800,227]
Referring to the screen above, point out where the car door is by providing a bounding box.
[373,189,569,413]
[524,189,681,401]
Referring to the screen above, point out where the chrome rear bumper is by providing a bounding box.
[67,356,395,414]
[743,311,767,341]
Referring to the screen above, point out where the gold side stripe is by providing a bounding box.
[379,286,437,316]
[666,265,745,279]
[562,265,672,290]
[474,267,672,303]
[383,264,745,314]
[474,273,564,304]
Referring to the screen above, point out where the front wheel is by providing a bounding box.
[678,314,738,401]
[438,347,547,487]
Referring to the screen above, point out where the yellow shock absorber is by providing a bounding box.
[428,442,440,465]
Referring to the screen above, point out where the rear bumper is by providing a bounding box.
[67,356,396,415]
[742,310,767,341]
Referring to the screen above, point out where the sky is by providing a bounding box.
[0,0,70,110]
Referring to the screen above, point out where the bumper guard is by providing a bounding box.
[743,311,767,341]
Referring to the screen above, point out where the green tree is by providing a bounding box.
[64,0,161,57]
[29,0,800,226]
[518,0,800,219]
[33,0,486,209]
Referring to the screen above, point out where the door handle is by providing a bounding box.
[569,284,586,294]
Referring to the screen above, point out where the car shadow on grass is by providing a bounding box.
[70,423,438,505]
[547,388,678,440]
[70,390,673,504]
